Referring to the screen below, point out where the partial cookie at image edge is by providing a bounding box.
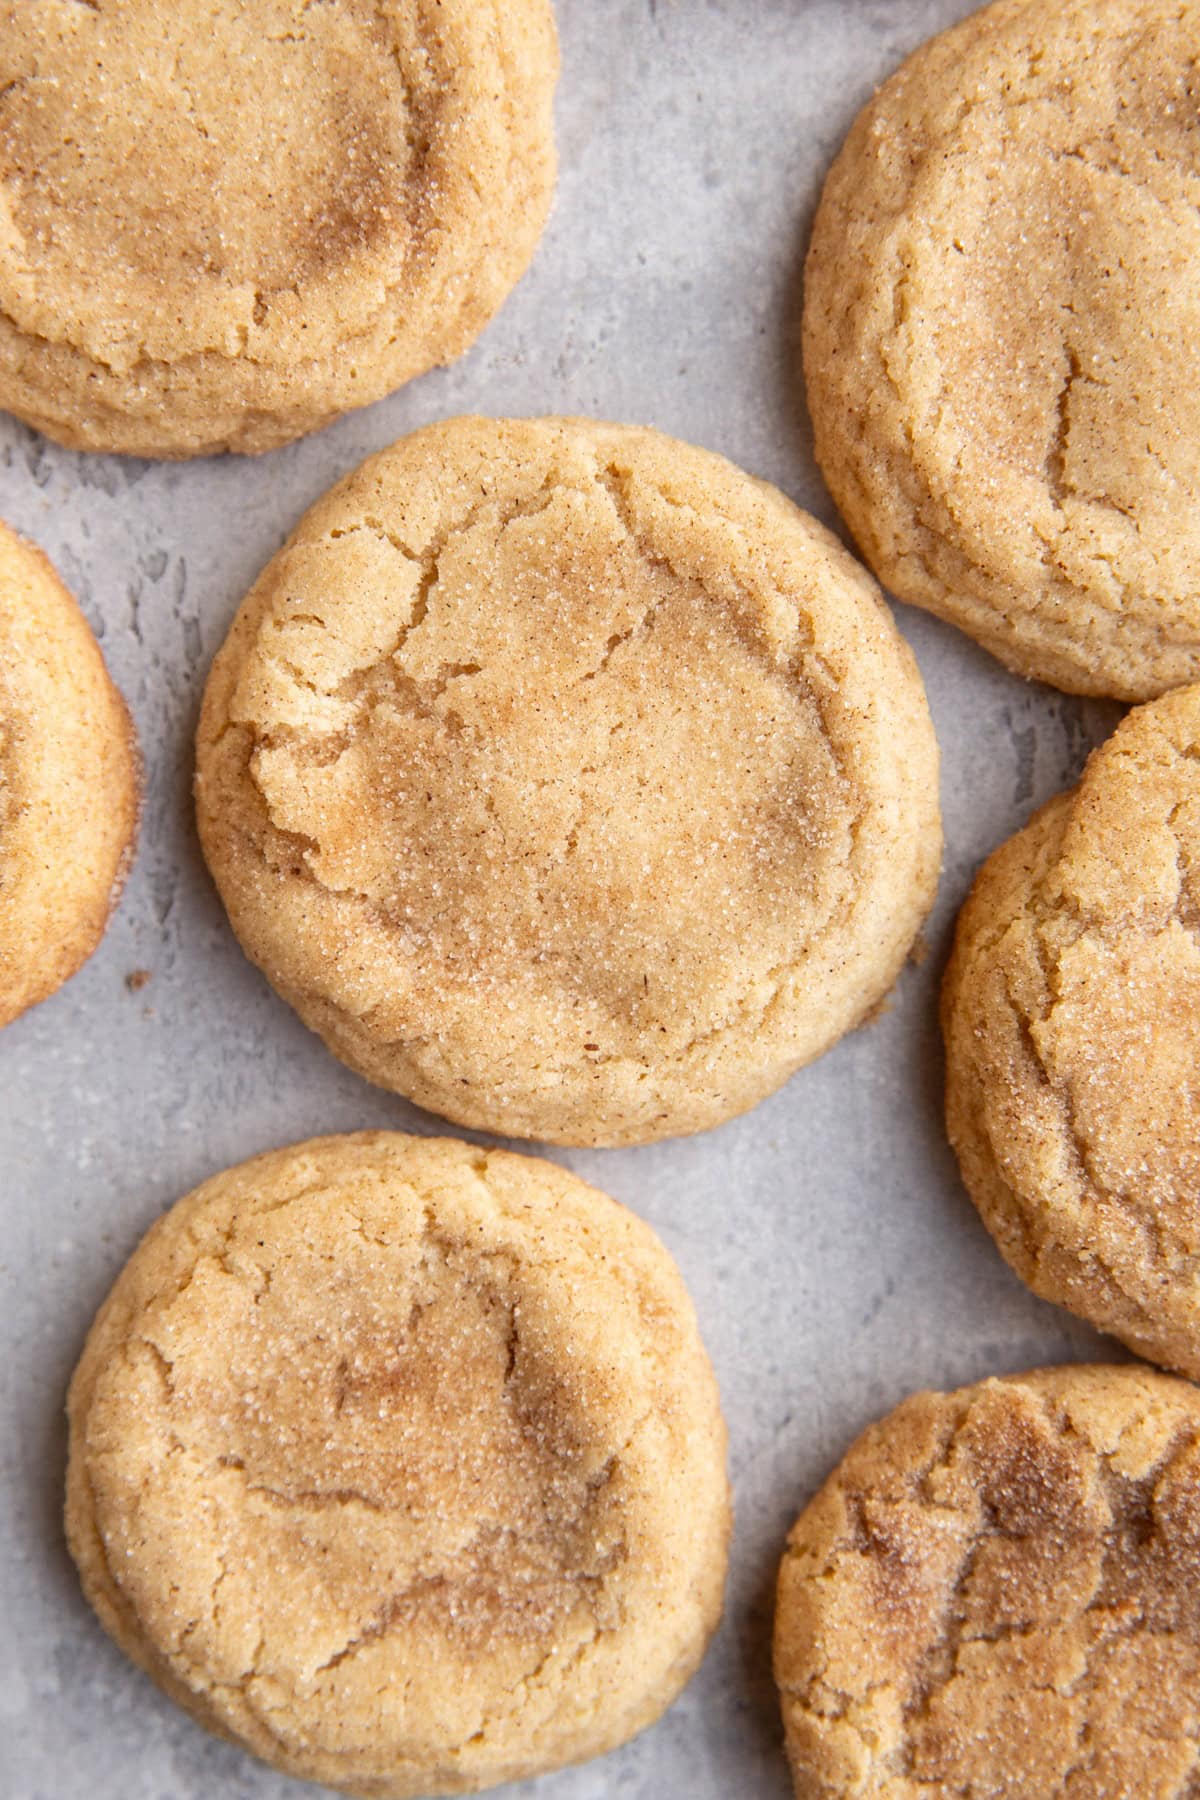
[0,518,140,1027]
[0,0,559,456]
[803,0,1200,700]
[943,681,1200,1378]
[775,1363,1200,1799]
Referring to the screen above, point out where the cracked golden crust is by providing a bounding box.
[775,1365,1200,1799]
[944,683,1200,1377]
[194,415,942,1147]
[804,0,1200,700]
[65,1130,730,1797]
[0,0,557,456]
[0,518,139,1026]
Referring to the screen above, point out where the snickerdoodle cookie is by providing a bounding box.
[0,519,138,1026]
[804,0,1200,700]
[0,1,557,457]
[195,416,942,1146]
[66,1131,730,1797]
[944,684,1200,1377]
[776,1364,1200,1798]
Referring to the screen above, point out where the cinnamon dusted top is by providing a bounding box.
[945,683,1200,1379]
[805,0,1200,699]
[777,1365,1200,1798]
[0,0,557,454]
[196,416,941,1145]
[67,1130,730,1797]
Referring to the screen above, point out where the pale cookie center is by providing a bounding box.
[244,479,854,1055]
[0,0,417,362]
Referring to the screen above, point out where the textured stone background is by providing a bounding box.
[0,3,1125,1796]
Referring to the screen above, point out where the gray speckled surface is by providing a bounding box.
[0,3,1127,1797]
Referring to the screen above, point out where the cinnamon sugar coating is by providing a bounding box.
[776,1365,1200,1798]
[195,416,941,1146]
[0,0,557,455]
[0,518,138,1025]
[804,0,1200,699]
[66,1130,730,1797]
[944,684,1200,1378]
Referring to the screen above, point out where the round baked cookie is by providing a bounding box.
[66,1130,730,1797]
[0,1,557,457]
[195,415,942,1147]
[944,684,1200,1378]
[776,1363,1200,1799]
[0,519,138,1026]
[804,0,1200,701]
